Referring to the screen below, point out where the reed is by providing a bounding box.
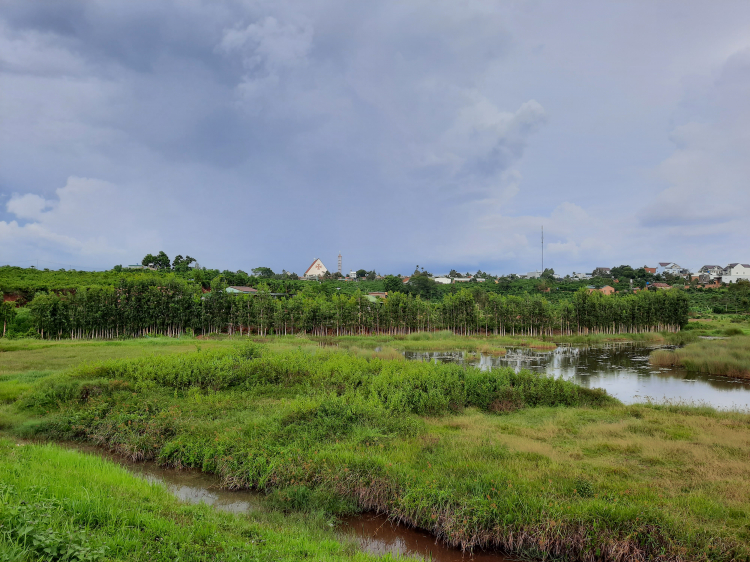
[649,349,680,367]
[475,343,507,355]
[649,336,750,379]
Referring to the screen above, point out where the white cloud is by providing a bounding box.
[1,177,161,266]
[638,49,750,232]
[6,193,51,220]
[422,200,616,271]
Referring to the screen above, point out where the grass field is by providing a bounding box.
[650,335,750,379]
[0,439,397,562]
[2,340,750,561]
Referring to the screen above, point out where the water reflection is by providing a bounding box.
[76,445,263,513]
[73,445,512,561]
[340,513,512,561]
[404,344,750,410]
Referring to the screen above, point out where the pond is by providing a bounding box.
[82,446,512,562]
[404,344,750,410]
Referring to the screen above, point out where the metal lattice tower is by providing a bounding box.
[338,253,342,274]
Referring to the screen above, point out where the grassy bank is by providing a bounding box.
[0,337,237,376]
[0,439,395,561]
[650,336,750,379]
[3,343,750,561]
[0,328,706,376]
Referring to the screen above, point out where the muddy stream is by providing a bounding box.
[74,445,513,561]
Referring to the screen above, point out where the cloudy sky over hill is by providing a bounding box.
[1,1,749,275]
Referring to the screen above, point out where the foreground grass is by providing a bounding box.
[3,343,750,561]
[0,439,396,562]
[650,336,750,379]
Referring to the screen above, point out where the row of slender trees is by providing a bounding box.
[12,278,689,340]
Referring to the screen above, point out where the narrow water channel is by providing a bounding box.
[76,445,512,561]
[404,343,750,410]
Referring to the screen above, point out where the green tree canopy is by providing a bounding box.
[251,267,275,278]
[172,255,196,272]
[142,251,171,270]
[383,275,402,294]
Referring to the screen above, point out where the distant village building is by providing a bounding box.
[699,265,723,278]
[432,277,452,284]
[698,265,724,284]
[599,285,615,296]
[302,258,328,279]
[226,286,258,294]
[721,263,750,284]
[643,267,657,274]
[696,263,750,284]
[587,285,615,296]
[656,262,690,277]
[526,271,542,279]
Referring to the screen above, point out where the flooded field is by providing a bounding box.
[405,343,750,410]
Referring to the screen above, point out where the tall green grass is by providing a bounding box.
[5,343,750,560]
[649,336,750,379]
[17,343,613,415]
[0,439,394,561]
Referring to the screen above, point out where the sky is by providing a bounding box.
[1,0,749,276]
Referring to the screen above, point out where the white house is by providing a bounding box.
[432,277,452,284]
[656,262,690,277]
[699,265,724,278]
[721,263,750,284]
[526,271,542,279]
[572,272,591,280]
[302,258,328,279]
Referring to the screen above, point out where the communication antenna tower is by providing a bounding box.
[338,252,342,274]
[541,225,544,274]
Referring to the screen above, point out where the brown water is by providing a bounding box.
[404,343,750,410]
[78,445,512,561]
[339,513,513,561]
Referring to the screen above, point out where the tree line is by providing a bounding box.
[8,277,689,340]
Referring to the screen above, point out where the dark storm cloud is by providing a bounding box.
[1,1,749,275]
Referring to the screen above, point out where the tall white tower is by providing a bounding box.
[338,253,342,274]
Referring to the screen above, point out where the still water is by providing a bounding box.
[404,344,750,410]
[85,447,511,561]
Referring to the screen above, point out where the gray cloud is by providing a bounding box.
[1,1,749,275]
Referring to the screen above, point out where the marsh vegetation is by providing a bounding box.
[2,339,750,561]
[650,336,750,379]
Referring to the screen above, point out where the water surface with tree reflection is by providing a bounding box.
[404,343,750,410]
